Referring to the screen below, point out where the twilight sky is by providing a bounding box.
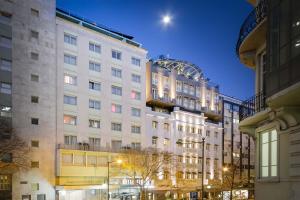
[57,0,254,100]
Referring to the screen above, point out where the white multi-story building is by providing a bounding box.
[145,58,223,199]
[0,1,147,200]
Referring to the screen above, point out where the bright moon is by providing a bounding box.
[162,15,171,25]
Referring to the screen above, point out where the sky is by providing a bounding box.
[57,0,255,100]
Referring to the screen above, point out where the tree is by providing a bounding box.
[120,148,174,200]
[0,119,30,173]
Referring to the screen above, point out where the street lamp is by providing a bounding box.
[107,159,122,200]
[176,137,206,200]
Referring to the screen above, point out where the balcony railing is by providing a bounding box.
[239,92,266,121]
[236,0,267,57]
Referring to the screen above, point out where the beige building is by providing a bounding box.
[0,0,147,200]
[237,0,300,199]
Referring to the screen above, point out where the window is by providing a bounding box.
[152,137,157,145]
[31,74,39,82]
[64,135,77,145]
[64,95,77,105]
[89,42,101,53]
[1,153,12,163]
[132,74,141,83]
[37,194,46,200]
[64,74,77,85]
[132,142,141,150]
[112,50,122,60]
[64,54,76,65]
[31,8,39,17]
[89,119,100,128]
[31,96,39,103]
[111,67,122,78]
[89,61,101,72]
[89,137,101,147]
[0,36,11,48]
[31,161,39,168]
[89,81,101,91]
[31,183,39,191]
[0,82,11,94]
[111,103,122,113]
[64,33,77,45]
[214,132,218,138]
[260,129,278,178]
[0,59,11,71]
[31,118,39,125]
[0,106,11,118]
[63,115,77,125]
[178,125,183,132]
[163,138,170,146]
[164,123,169,131]
[111,122,122,131]
[0,175,11,191]
[152,121,158,129]
[131,90,141,100]
[131,57,140,66]
[31,140,39,147]
[111,85,122,96]
[0,11,12,24]
[22,195,31,200]
[89,99,101,110]
[131,107,141,117]
[30,30,39,39]
[131,125,141,134]
[111,140,122,150]
[206,130,210,137]
[31,52,39,60]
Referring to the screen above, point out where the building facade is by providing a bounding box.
[237,0,300,199]
[0,0,147,200]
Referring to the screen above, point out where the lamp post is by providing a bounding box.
[107,159,122,200]
[176,137,206,200]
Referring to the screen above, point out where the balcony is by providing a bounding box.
[236,0,267,67]
[239,92,266,121]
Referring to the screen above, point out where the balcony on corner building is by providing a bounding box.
[239,91,266,121]
[236,0,267,67]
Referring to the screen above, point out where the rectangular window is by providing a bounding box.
[0,59,11,71]
[0,11,12,24]
[111,67,122,78]
[89,99,101,110]
[31,161,39,168]
[132,74,141,83]
[131,142,141,150]
[131,125,141,134]
[260,129,278,178]
[31,96,39,103]
[89,119,100,128]
[111,140,122,150]
[64,95,77,105]
[0,175,11,191]
[89,81,101,91]
[64,33,77,45]
[89,42,101,53]
[112,50,121,60]
[131,107,141,117]
[89,61,101,72]
[0,106,11,118]
[37,194,46,200]
[31,8,39,17]
[0,82,11,94]
[164,123,169,131]
[63,115,77,125]
[152,121,158,129]
[111,85,122,96]
[31,118,39,125]
[0,36,11,48]
[31,52,39,60]
[64,74,77,85]
[111,103,122,113]
[31,74,39,82]
[30,30,39,39]
[131,90,141,100]
[111,122,122,131]
[131,57,141,66]
[31,140,39,147]
[89,137,101,147]
[64,135,77,145]
[64,54,77,65]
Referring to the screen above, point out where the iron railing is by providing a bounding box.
[239,92,266,121]
[57,144,141,153]
[236,0,267,57]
